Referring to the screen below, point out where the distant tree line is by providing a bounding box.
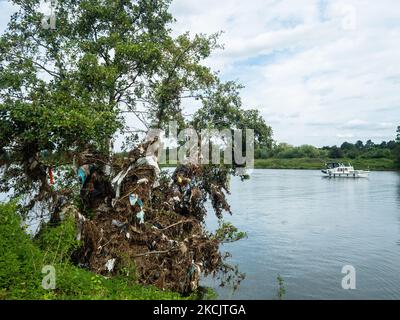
[256,143,329,159]
[322,139,397,159]
[395,126,400,169]
[256,127,400,166]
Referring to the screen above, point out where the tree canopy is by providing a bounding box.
[192,81,273,149]
[395,126,400,168]
[0,0,273,205]
[256,138,398,162]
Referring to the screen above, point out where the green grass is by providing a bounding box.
[157,157,396,171]
[254,158,396,171]
[0,202,187,300]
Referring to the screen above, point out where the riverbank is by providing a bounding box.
[0,202,194,300]
[254,158,396,171]
[160,158,397,171]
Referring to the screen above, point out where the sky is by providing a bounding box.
[1,0,399,147]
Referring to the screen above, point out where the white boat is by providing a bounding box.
[321,162,370,178]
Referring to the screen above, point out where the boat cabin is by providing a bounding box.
[326,162,341,169]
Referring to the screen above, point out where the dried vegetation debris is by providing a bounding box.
[66,138,243,294]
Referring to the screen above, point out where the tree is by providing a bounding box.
[340,141,358,159]
[355,140,364,150]
[340,142,355,151]
[329,146,344,159]
[387,140,397,150]
[365,139,375,149]
[0,0,234,210]
[146,32,221,129]
[395,126,400,169]
[192,81,273,148]
[0,0,260,293]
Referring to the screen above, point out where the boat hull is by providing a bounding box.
[321,170,370,178]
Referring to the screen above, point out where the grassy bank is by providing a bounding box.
[254,158,396,171]
[159,158,396,171]
[0,202,188,300]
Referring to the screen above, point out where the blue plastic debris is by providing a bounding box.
[136,210,145,224]
[129,193,144,208]
[129,193,138,206]
[77,167,86,185]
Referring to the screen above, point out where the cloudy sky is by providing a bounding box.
[1,0,399,146]
[169,0,400,146]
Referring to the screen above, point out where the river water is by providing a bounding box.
[203,169,400,299]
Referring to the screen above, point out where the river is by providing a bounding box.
[203,169,400,299]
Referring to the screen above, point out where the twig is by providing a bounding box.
[133,248,177,258]
[159,219,196,231]
[99,234,118,250]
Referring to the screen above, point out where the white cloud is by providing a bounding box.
[336,133,355,139]
[171,0,400,146]
[341,119,370,129]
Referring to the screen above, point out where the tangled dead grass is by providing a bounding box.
[66,138,244,294]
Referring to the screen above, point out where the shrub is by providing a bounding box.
[0,202,43,299]
[0,202,186,300]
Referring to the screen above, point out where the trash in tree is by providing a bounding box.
[67,137,245,294]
